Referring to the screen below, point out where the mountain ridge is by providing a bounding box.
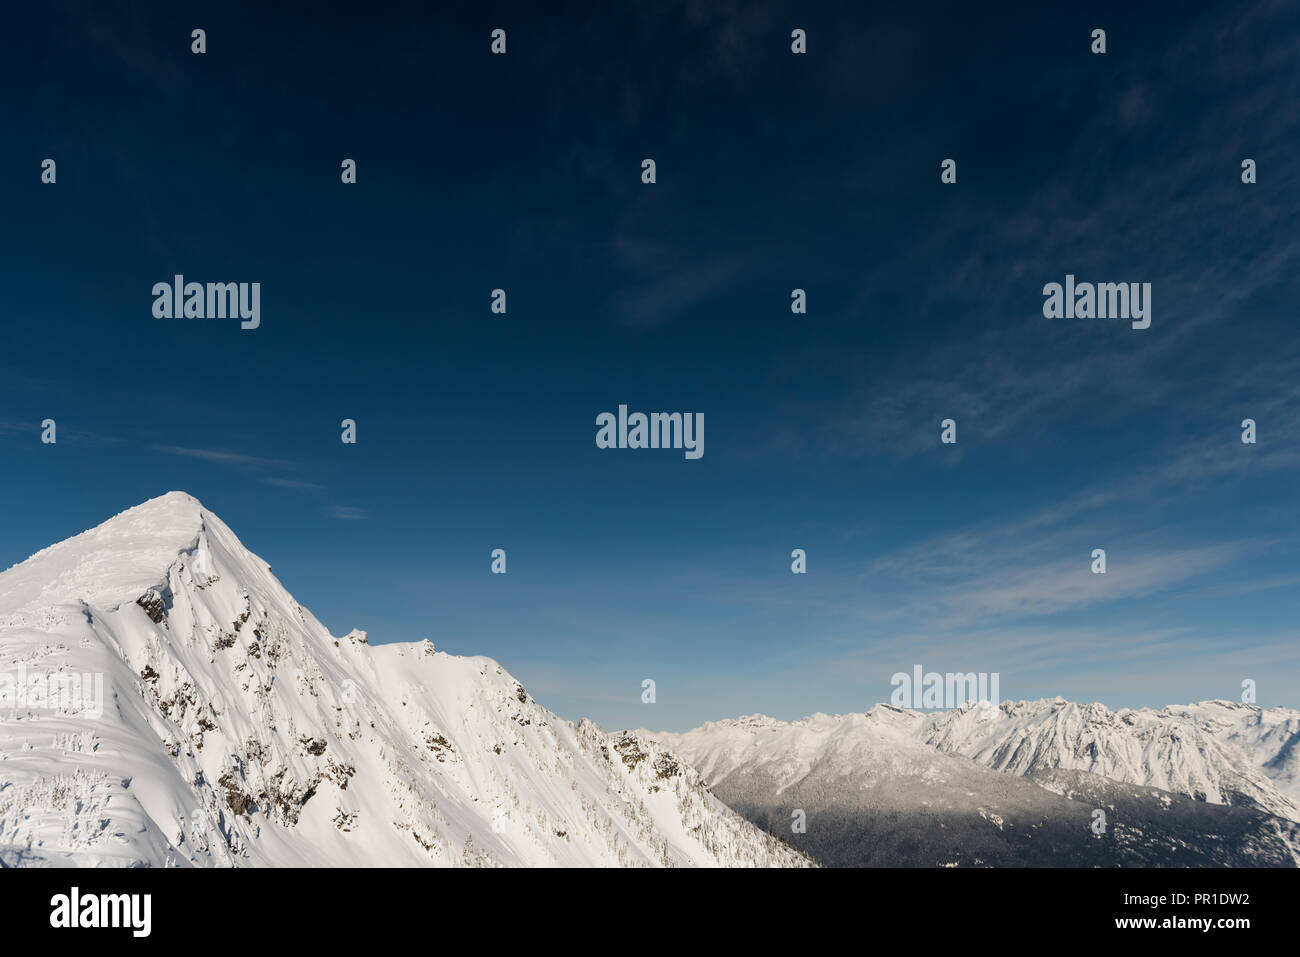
[0,491,810,868]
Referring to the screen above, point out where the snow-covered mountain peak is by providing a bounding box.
[0,494,810,868]
[691,713,785,733]
[0,491,228,619]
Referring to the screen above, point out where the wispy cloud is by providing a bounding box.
[260,477,324,491]
[801,0,1300,462]
[325,505,368,521]
[152,444,326,493]
[923,543,1245,627]
[152,445,293,469]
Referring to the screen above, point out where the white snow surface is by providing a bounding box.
[0,492,810,868]
[647,697,1300,823]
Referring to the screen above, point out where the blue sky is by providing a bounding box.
[2,0,1298,731]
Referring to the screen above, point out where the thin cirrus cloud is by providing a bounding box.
[151,445,294,470]
[861,434,1293,585]
[808,1,1300,464]
[862,478,1265,626]
[325,505,368,521]
[151,444,328,493]
[262,477,325,490]
[923,543,1246,628]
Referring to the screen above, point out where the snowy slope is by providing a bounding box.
[0,492,810,868]
[1159,700,1300,805]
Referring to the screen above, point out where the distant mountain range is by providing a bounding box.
[644,701,1300,866]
